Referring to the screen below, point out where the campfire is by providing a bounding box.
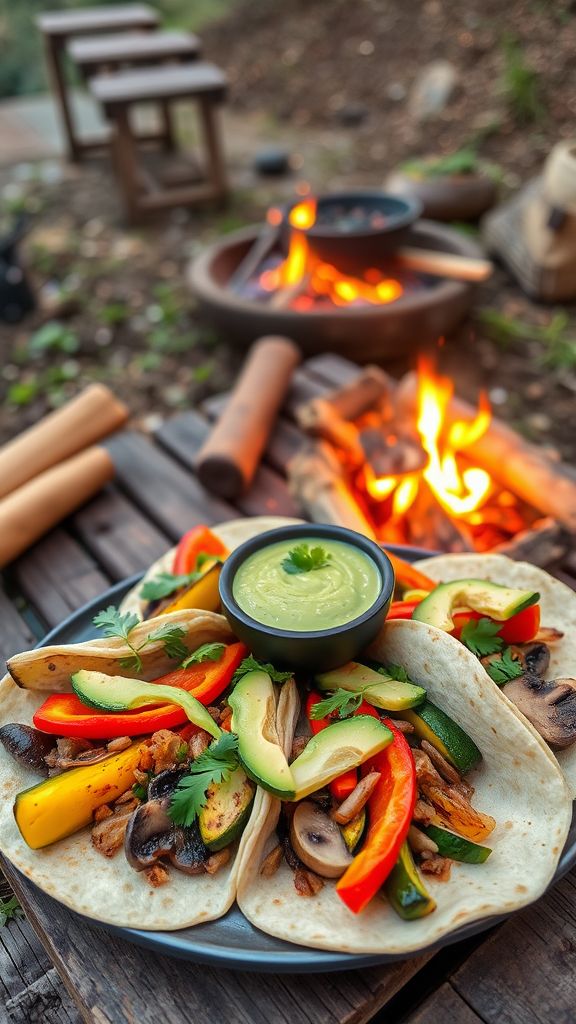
[289,363,573,559]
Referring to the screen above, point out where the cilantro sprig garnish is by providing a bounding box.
[169,733,240,827]
[282,543,332,575]
[460,617,504,658]
[93,605,188,673]
[485,649,524,685]
[309,688,364,720]
[181,642,226,668]
[140,571,201,602]
[231,654,292,686]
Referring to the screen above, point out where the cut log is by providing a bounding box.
[396,372,576,533]
[408,479,474,553]
[493,518,568,566]
[295,397,364,465]
[287,441,376,538]
[322,365,395,421]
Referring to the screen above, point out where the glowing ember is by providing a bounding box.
[366,359,492,519]
[259,196,404,308]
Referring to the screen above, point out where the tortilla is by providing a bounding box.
[237,619,571,954]
[0,517,300,930]
[415,553,576,796]
[120,515,304,619]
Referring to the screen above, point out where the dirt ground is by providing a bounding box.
[0,0,575,460]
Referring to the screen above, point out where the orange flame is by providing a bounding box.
[366,360,492,519]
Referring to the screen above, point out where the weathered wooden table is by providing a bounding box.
[2,353,576,1024]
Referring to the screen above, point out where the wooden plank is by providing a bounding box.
[0,582,37,655]
[11,530,110,630]
[403,983,484,1024]
[303,354,365,389]
[105,431,236,539]
[155,413,300,519]
[451,867,576,1024]
[72,486,170,581]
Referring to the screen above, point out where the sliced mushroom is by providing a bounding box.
[503,672,576,749]
[56,747,112,769]
[290,801,353,879]
[0,724,54,775]
[147,767,187,802]
[510,642,550,677]
[124,801,175,870]
[169,823,209,875]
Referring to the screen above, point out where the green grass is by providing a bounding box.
[477,308,576,369]
[500,36,545,124]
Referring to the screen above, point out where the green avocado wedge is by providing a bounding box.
[228,670,295,800]
[315,661,426,711]
[71,669,221,739]
[199,767,255,852]
[412,578,540,632]
[289,715,393,801]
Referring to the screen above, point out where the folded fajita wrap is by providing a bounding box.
[237,619,571,954]
[415,553,576,795]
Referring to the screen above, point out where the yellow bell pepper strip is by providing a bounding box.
[71,671,221,740]
[33,693,188,738]
[14,742,146,849]
[158,562,222,616]
[336,718,416,914]
[173,525,228,575]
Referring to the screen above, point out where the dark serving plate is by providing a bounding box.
[11,546,576,973]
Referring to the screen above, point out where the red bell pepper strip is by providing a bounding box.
[173,525,228,575]
[387,599,422,620]
[33,694,188,739]
[306,691,380,801]
[154,642,248,703]
[451,605,541,644]
[336,718,416,914]
[382,551,435,596]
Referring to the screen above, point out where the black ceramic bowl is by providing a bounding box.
[219,524,395,673]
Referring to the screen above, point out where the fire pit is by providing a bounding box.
[188,209,487,362]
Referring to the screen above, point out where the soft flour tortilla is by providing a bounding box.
[415,553,576,796]
[120,515,304,619]
[237,619,571,954]
[0,516,301,930]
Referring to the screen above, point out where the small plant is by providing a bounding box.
[500,36,544,123]
[477,308,576,369]
[0,895,24,927]
[100,301,129,326]
[7,378,40,406]
[27,320,79,355]
[191,362,214,383]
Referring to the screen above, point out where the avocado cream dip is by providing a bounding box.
[232,537,381,632]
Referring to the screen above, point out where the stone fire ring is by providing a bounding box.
[187,220,484,362]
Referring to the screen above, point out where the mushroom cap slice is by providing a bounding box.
[290,800,353,879]
[169,822,209,875]
[503,673,576,749]
[0,724,54,776]
[124,800,175,870]
[511,642,551,678]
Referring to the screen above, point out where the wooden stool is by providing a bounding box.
[90,63,228,223]
[69,31,202,153]
[36,5,159,162]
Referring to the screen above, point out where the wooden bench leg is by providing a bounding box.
[44,34,80,163]
[198,99,228,203]
[109,106,142,225]
[159,100,176,152]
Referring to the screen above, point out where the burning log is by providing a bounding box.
[394,248,493,283]
[396,372,576,533]
[408,479,474,553]
[322,365,395,421]
[288,441,376,539]
[359,428,427,479]
[295,397,364,466]
[228,220,282,294]
[494,518,567,566]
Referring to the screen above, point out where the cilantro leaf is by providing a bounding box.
[461,617,504,658]
[281,543,332,575]
[93,605,139,641]
[196,551,225,570]
[231,654,292,686]
[485,648,524,685]
[0,895,24,927]
[168,734,240,827]
[383,663,411,684]
[309,688,364,720]
[140,571,200,602]
[144,623,188,662]
[181,642,226,668]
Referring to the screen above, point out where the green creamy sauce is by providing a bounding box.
[233,538,381,632]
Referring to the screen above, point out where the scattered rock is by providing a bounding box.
[489,386,508,406]
[336,103,369,127]
[526,412,552,432]
[408,61,458,121]
[253,147,291,176]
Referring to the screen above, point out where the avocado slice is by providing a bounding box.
[385,841,436,920]
[315,662,426,711]
[413,578,540,632]
[396,700,481,774]
[199,766,255,852]
[228,670,295,799]
[289,715,392,801]
[71,669,220,739]
[424,824,491,864]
